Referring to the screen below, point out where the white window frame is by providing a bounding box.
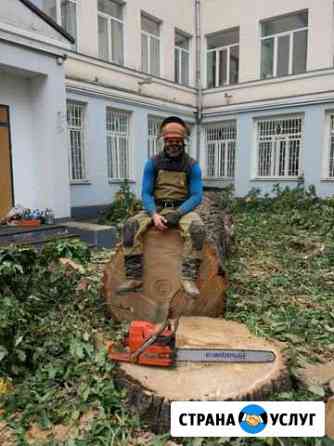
[260,15,308,79]
[98,1,124,64]
[147,116,163,158]
[207,43,239,88]
[106,108,131,180]
[254,116,303,179]
[323,113,334,179]
[175,32,190,86]
[141,14,161,76]
[67,101,87,183]
[47,0,79,50]
[204,122,237,179]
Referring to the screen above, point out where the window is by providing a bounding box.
[260,11,308,79]
[327,115,334,178]
[41,0,78,48]
[106,109,130,179]
[256,117,303,177]
[207,28,239,88]
[175,31,190,85]
[205,123,237,178]
[98,0,124,65]
[67,102,87,181]
[148,116,163,158]
[141,14,160,76]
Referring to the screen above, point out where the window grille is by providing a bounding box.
[67,102,86,181]
[329,115,334,177]
[205,123,237,178]
[106,109,130,179]
[148,116,163,158]
[256,117,302,177]
[141,14,160,76]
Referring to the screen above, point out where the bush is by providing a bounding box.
[99,179,142,227]
[41,238,91,264]
[0,241,87,377]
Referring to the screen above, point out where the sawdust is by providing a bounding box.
[0,420,15,446]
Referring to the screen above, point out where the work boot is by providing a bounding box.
[116,254,143,293]
[181,257,201,298]
[181,279,200,298]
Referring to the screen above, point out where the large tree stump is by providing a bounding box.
[113,317,290,434]
[102,228,228,323]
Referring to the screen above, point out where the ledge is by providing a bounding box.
[250,177,299,182]
[108,178,136,185]
[70,180,92,186]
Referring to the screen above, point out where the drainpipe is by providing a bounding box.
[195,0,203,162]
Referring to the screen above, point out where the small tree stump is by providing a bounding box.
[113,317,289,434]
[102,228,228,323]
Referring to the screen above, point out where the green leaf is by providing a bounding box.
[16,350,26,362]
[0,346,8,362]
[307,384,325,397]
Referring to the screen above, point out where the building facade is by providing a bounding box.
[1,0,334,219]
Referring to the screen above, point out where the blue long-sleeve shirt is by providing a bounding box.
[141,159,203,216]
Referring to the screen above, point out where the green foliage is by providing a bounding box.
[99,179,142,227]
[41,238,91,264]
[223,185,334,394]
[0,241,89,377]
[2,186,334,445]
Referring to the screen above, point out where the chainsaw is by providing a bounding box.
[108,318,276,367]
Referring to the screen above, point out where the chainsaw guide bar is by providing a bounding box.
[176,348,276,363]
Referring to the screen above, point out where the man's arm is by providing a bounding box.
[178,163,203,215]
[141,160,157,216]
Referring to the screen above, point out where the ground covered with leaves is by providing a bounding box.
[1,185,334,445]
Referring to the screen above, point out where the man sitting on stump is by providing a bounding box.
[117,116,205,298]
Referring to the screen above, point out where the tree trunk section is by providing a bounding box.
[113,317,290,434]
[102,228,227,323]
[326,397,334,439]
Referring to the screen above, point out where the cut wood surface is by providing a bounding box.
[102,228,227,323]
[113,317,290,434]
[326,397,334,439]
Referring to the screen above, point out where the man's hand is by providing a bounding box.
[165,210,182,228]
[152,213,168,231]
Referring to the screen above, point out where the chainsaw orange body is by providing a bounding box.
[108,320,176,367]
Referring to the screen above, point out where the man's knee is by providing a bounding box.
[189,220,206,251]
[123,219,140,248]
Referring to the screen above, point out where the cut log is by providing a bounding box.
[326,397,334,439]
[113,317,290,434]
[102,227,228,323]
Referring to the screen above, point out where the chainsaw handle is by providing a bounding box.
[130,319,170,362]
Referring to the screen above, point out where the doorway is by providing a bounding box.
[0,105,13,219]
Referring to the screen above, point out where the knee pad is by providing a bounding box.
[123,219,139,248]
[189,221,206,251]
